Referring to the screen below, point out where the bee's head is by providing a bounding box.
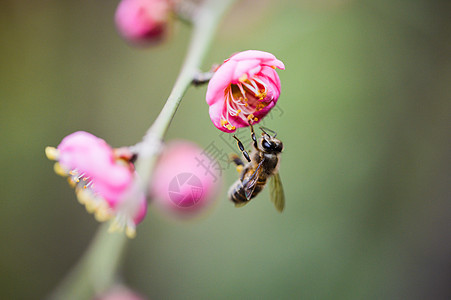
[259,127,283,153]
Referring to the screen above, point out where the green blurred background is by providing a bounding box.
[1,0,450,299]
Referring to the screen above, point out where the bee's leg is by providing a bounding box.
[230,153,244,166]
[249,123,259,150]
[229,153,244,174]
[233,135,251,163]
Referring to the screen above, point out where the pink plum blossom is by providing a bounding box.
[45,131,147,238]
[95,285,147,300]
[150,140,221,218]
[115,0,171,45]
[206,50,285,132]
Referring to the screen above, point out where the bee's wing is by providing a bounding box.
[243,161,264,200]
[269,173,285,212]
[234,201,249,208]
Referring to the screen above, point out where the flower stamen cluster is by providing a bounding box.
[221,77,271,130]
[206,50,284,132]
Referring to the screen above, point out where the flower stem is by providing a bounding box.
[49,223,127,300]
[50,0,235,298]
[135,0,236,183]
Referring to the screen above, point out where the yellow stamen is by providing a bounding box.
[53,162,68,177]
[45,147,59,161]
[108,220,123,233]
[67,178,77,188]
[126,226,136,239]
[76,189,90,205]
[256,102,269,111]
[94,205,113,222]
[84,199,98,213]
[236,165,243,173]
[225,124,234,130]
[85,204,96,214]
[239,74,248,82]
[254,117,258,121]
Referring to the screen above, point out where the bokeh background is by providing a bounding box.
[1,0,450,299]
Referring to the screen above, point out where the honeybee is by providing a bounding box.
[228,125,285,212]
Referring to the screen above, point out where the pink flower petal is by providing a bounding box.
[206,59,237,105]
[231,59,261,82]
[230,50,277,62]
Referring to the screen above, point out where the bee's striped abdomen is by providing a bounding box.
[228,178,266,206]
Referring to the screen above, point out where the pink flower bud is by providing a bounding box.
[115,0,170,45]
[150,140,221,218]
[206,50,285,132]
[45,131,147,238]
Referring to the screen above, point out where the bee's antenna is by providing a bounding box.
[260,126,277,137]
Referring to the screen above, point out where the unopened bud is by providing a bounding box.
[115,0,171,46]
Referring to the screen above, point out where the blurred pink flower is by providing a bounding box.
[206,50,285,132]
[95,285,147,300]
[150,140,221,218]
[46,131,147,238]
[115,0,171,45]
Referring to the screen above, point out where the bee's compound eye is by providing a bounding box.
[262,140,272,150]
